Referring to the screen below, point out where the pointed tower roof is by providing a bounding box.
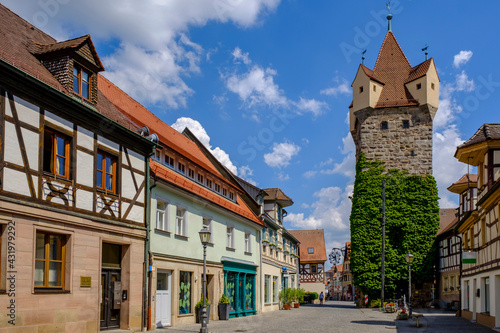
[371,32,418,108]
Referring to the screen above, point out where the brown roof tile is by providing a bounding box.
[458,123,500,149]
[262,188,293,207]
[288,229,327,262]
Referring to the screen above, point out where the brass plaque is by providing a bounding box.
[80,276,92,287]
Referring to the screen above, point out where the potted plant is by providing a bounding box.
[279,288,293,310]
[218,294,231,320]
[294,288,305,308]
[195,298,211,324]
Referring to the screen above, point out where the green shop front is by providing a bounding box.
[222,257,257,318]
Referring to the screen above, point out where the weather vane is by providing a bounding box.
[361,49,366,65]
[386,1,391,13]
[386,1,393,32]
[422,44,429,60]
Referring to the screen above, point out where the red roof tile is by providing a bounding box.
[98,75,223,178]
[288,229,327,262]
[151,161,263,226]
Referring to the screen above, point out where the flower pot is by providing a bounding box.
[284,304,291,310]
[293,303,300,308]
[195,305,211,324]
[218,303,230,320]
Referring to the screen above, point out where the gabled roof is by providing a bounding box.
[32,34,104,71]
[262,188,293,207]
[0,4,139,131]
[98,75,223,178]
[437,208,459,236]
[288,229,327,262]
[458,123,500,149]
[151,161,263,226]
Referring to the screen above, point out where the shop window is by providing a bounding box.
[43,128,71,179]
[97,150,117,193]
[73,66,90,99]
[35,232,67,289]
[156,199,168,231]
[179,271,192,314]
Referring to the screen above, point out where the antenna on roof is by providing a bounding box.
[386,1,392,32]
[422,44,429,60]
[361,49,366,65]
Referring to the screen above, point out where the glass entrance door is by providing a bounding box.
[100,269,121,330]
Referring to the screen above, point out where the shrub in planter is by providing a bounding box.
[218,294,231,320]
[195,298,211,324]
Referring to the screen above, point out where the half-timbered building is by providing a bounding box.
[435,207,460,310]
[288,229,326,296]
[0,5,156,331]
[455,124,500,329]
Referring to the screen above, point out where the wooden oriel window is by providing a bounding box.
[97,150,117,193]
[73,66,90,99]
[34,232,66,289]
[43,128,71,179]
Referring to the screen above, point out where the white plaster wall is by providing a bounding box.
[4,121,23,165]
[76,189,94,211]
[77,126,94,151]
[13,95,40,128]
[127,205,144,224]
[45,110,73,132]
[3,168,32,197]
[23,128,39,169]
[124,149,146,171]
[462,269,500,322]
[77,150,94,187]
[97,135,119,152]
[121,169,138,201]
[5,95,12,117]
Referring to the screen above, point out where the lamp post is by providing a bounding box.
[405,252,414,317]
[199,227,211,333]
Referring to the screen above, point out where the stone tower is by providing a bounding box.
[349,16,439,175]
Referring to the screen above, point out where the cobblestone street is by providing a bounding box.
[153,301,493,333]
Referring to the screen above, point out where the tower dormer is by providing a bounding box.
[349,14,439,175]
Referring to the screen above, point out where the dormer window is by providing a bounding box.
[73,66,90,99]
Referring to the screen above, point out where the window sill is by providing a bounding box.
[177,313,194,318]
[244,251,252,256]
[96,189,119,198]
[34,289,70,294]
[226,247,235,252]
[175,234,188,240]
[42,173,72,184]
[154,228,171,236]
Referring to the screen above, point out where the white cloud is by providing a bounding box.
[453,50,473,68]
[303,170,317,179]
[320,78,351,96]
[232,47,252,65]
[171,117,238,174]
[455,71,475,92]
[278,173,290,181]
[238,165,257,185]
[295,98,329,117]
[263,141,300,168]
[5,0,281,108]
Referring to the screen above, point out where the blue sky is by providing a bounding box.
[6,0,500,260]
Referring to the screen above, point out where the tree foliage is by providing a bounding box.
[350,153,440,299]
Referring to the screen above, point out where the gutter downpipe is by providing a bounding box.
[455,231,463,318]
[260,217,264,314]
[143,151,157,331]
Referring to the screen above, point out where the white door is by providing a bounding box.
[156,270,171,328]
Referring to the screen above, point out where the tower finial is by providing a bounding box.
[361,49,366,65]
[386,1,392,32]
[422,44,429,61]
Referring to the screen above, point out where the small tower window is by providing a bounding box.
[359,86,364,93]
[431,83,435,90]
[416,83,422,90]
[373,85,376,92]
[411,150,415,157]
[403,120,410,129]
[381,121,388,130]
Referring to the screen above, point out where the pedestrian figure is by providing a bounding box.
[319,292,324,305]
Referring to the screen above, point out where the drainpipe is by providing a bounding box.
[259,221,263,313]
[143,150,157,332]
[455,232,463,317]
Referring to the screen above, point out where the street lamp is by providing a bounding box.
[199,227,211,333]
[405,252,414,317]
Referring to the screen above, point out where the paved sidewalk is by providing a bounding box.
[151,301,494,332]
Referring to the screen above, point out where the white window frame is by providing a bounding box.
[165,154,174,168]
[244,232,251,253]
[226,226,234,249]
[178,162,185,174]
[202,217,213,243]
[264,275,271,304]
[156,198,169,231]
[175,206,187,236]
